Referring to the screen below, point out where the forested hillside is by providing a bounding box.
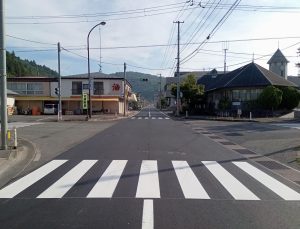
[6,51,58,77]
[113,71,166,101]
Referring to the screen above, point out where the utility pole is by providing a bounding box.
[0,0,7,150]
[57,42,62,121]
[123,62,126,117]
[223,41,228,74]
[174,21,184,116]
[158,73,162,110]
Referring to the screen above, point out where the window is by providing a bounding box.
[94,82,104,95]
[27,83,43,95]
[232,90,240,101]
[7,82,43,95]
[72,81,82,95]
[82,84,89,90]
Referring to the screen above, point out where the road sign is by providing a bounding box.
[82,93,88,109]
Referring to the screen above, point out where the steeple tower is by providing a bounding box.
[267,49,289,79]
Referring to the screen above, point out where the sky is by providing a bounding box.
[5,0,300,77]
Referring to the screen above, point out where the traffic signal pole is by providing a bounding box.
[0,0,7,150]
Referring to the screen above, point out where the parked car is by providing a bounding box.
[43,104,57,115]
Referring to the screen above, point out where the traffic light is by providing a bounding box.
[55,87,59,95]
[141,78,148,81]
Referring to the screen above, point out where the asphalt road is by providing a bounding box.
[0,107,299,229]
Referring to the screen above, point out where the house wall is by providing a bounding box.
[50,79,128,97]
[7,81,51,96]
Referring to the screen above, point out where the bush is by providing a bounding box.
[218,97,230,110]
[280,87,300,110]
[258,86,282,110]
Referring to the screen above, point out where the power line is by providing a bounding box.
[7,6,199,25]
[7,2,300,21]
[8,36,300,52]
[6,34,56,45]
[181,0,241,64]
[62,47,173,71]
[7,1,187,19]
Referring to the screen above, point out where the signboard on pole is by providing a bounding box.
[82,93,88,110]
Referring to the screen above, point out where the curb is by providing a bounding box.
[0,138,36,188]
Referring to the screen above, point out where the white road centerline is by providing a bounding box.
[233,162,300,200]
[37,160,97,198]
[136,160,160,198]
[87,160,127,198]
[0,160,67,198]
[142,199,154,229]
[172,161,210,199]
[202,161,259,200]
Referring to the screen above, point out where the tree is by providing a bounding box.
[171,74,205,112]
[258,86,282,110]
[280,87,300,110]
[218,97,230,110]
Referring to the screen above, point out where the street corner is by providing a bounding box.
[0,138,37,188]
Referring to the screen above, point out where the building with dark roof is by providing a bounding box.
[197,62,297,111]
[267,49,289,79]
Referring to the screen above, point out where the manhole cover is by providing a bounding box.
[235,149,256,155]
[257,161,289,170]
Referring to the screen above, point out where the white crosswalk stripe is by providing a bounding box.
[233,162,300,200]
[136,160,160,198]
[87,160,127,198]
[172,161,210,199]
[202,161,259,200]
[38,160,97,198]
[1,160,299,200]
[0,160,67,198]
[130,116,170,120]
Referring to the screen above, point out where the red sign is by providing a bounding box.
[112,83,120,91]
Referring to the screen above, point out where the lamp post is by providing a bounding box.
[87,21,106,119]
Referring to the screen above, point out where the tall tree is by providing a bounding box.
[171,74,205,112]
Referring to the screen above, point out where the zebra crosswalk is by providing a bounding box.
[0,160,299,200]
[131,117,170,120]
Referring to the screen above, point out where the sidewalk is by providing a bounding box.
[0,139,36,188]
[172,114,300,123]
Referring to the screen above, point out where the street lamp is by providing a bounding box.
[87,21,106,119]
